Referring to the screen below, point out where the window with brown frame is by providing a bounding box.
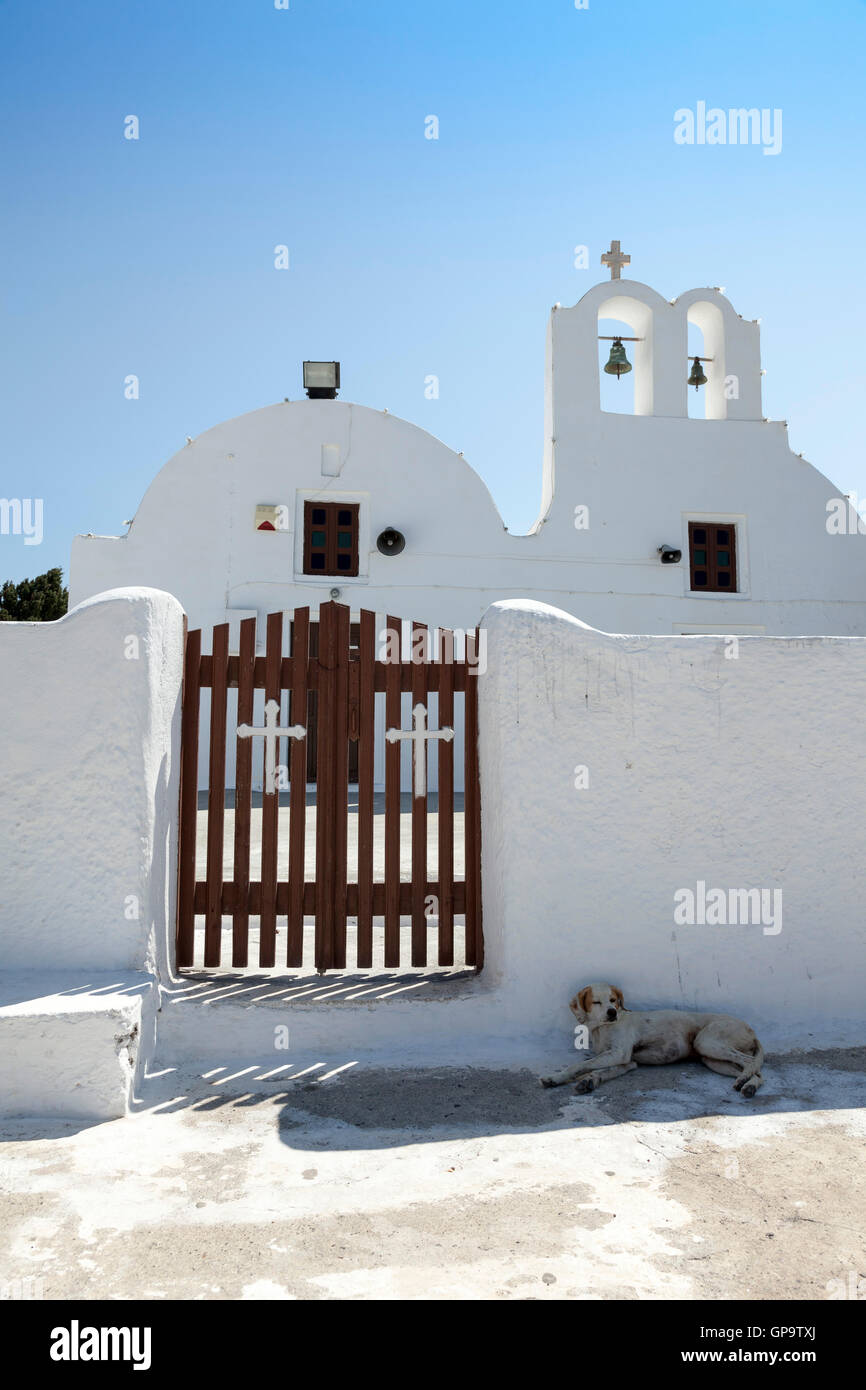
[303,501,359,576]
[688,521,737,592]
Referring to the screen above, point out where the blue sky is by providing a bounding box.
[1,0,864,584]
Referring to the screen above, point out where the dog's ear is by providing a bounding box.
[578,986,594,1015]
[612,987,625,1009]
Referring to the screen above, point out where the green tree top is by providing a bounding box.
[0,568,69,622]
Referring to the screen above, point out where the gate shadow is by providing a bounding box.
[126,1047,866,1152]
[3,1049,864,1145]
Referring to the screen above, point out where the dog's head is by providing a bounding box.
[570,983,625,1026]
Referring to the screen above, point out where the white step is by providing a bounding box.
[0,972,157,1120]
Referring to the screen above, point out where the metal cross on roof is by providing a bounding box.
[601,239,631,280]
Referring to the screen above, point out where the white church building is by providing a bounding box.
[3,251,864,1114]
[70,260,866,644]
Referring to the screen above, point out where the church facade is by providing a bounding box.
[70,272,866,644]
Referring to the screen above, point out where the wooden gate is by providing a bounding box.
[176,602,482,973]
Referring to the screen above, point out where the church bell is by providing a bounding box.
[688,356,708,390]
[604,338,632,378]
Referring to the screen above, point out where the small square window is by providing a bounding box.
[303,501,359,576]
[688,521,737,593]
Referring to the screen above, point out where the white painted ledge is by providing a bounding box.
[0,972,158,1120]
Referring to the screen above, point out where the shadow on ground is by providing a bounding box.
[5,1050,864,1147]
[265,1051,866,1150]
[1,1045,861,1145]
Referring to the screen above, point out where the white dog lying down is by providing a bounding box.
[540,982,765,1097]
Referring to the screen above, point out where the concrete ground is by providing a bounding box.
[1,1049,864,1301]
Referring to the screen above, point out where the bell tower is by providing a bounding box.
[539,246,766,528]
[548,260,763,428]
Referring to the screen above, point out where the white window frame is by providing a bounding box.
[293,490,371,584]
[681,512,750,599]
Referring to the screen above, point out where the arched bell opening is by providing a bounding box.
[598,317,635,415]
[597,295,654,416]
[687,320,709,419]
[686,301,726,420]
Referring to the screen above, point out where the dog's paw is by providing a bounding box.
[574,1075,597,1095]
[733,1074,759,1097]
[539,1075,558,1089]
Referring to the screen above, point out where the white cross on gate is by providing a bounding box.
[385,702,454,799]
[237,698,305,795]
[601,238,631,280]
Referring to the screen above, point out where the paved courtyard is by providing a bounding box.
[1,1050,864,1301]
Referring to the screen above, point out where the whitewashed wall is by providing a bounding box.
[159,597,866,1071]
[3,589,861,1096]
[0,589,185,1117]
[0,588,185,973]
[478,601,866,1050]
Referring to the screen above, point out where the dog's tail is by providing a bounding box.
[740,1039,764,1079]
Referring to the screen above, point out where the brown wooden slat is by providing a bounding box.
[437,628,455,966]
[259,611,282,967]
[194,879,465,919]
[305,620,320,782]
[287,609,310,966]
[356,609,376,967]
[348,660,360,739]
[205,624,229,966]
[384,614,402,967]
[332,604,350,969]
[411,621,428,966]
[371,664,469,693]
[203,654,303,691]
[199,654,469,693]
[314,603,337,971]
[231,617,256,967]
[463,629,480,968]
[176,625,201,968]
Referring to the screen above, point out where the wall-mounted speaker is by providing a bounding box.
[377,528,406,555]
